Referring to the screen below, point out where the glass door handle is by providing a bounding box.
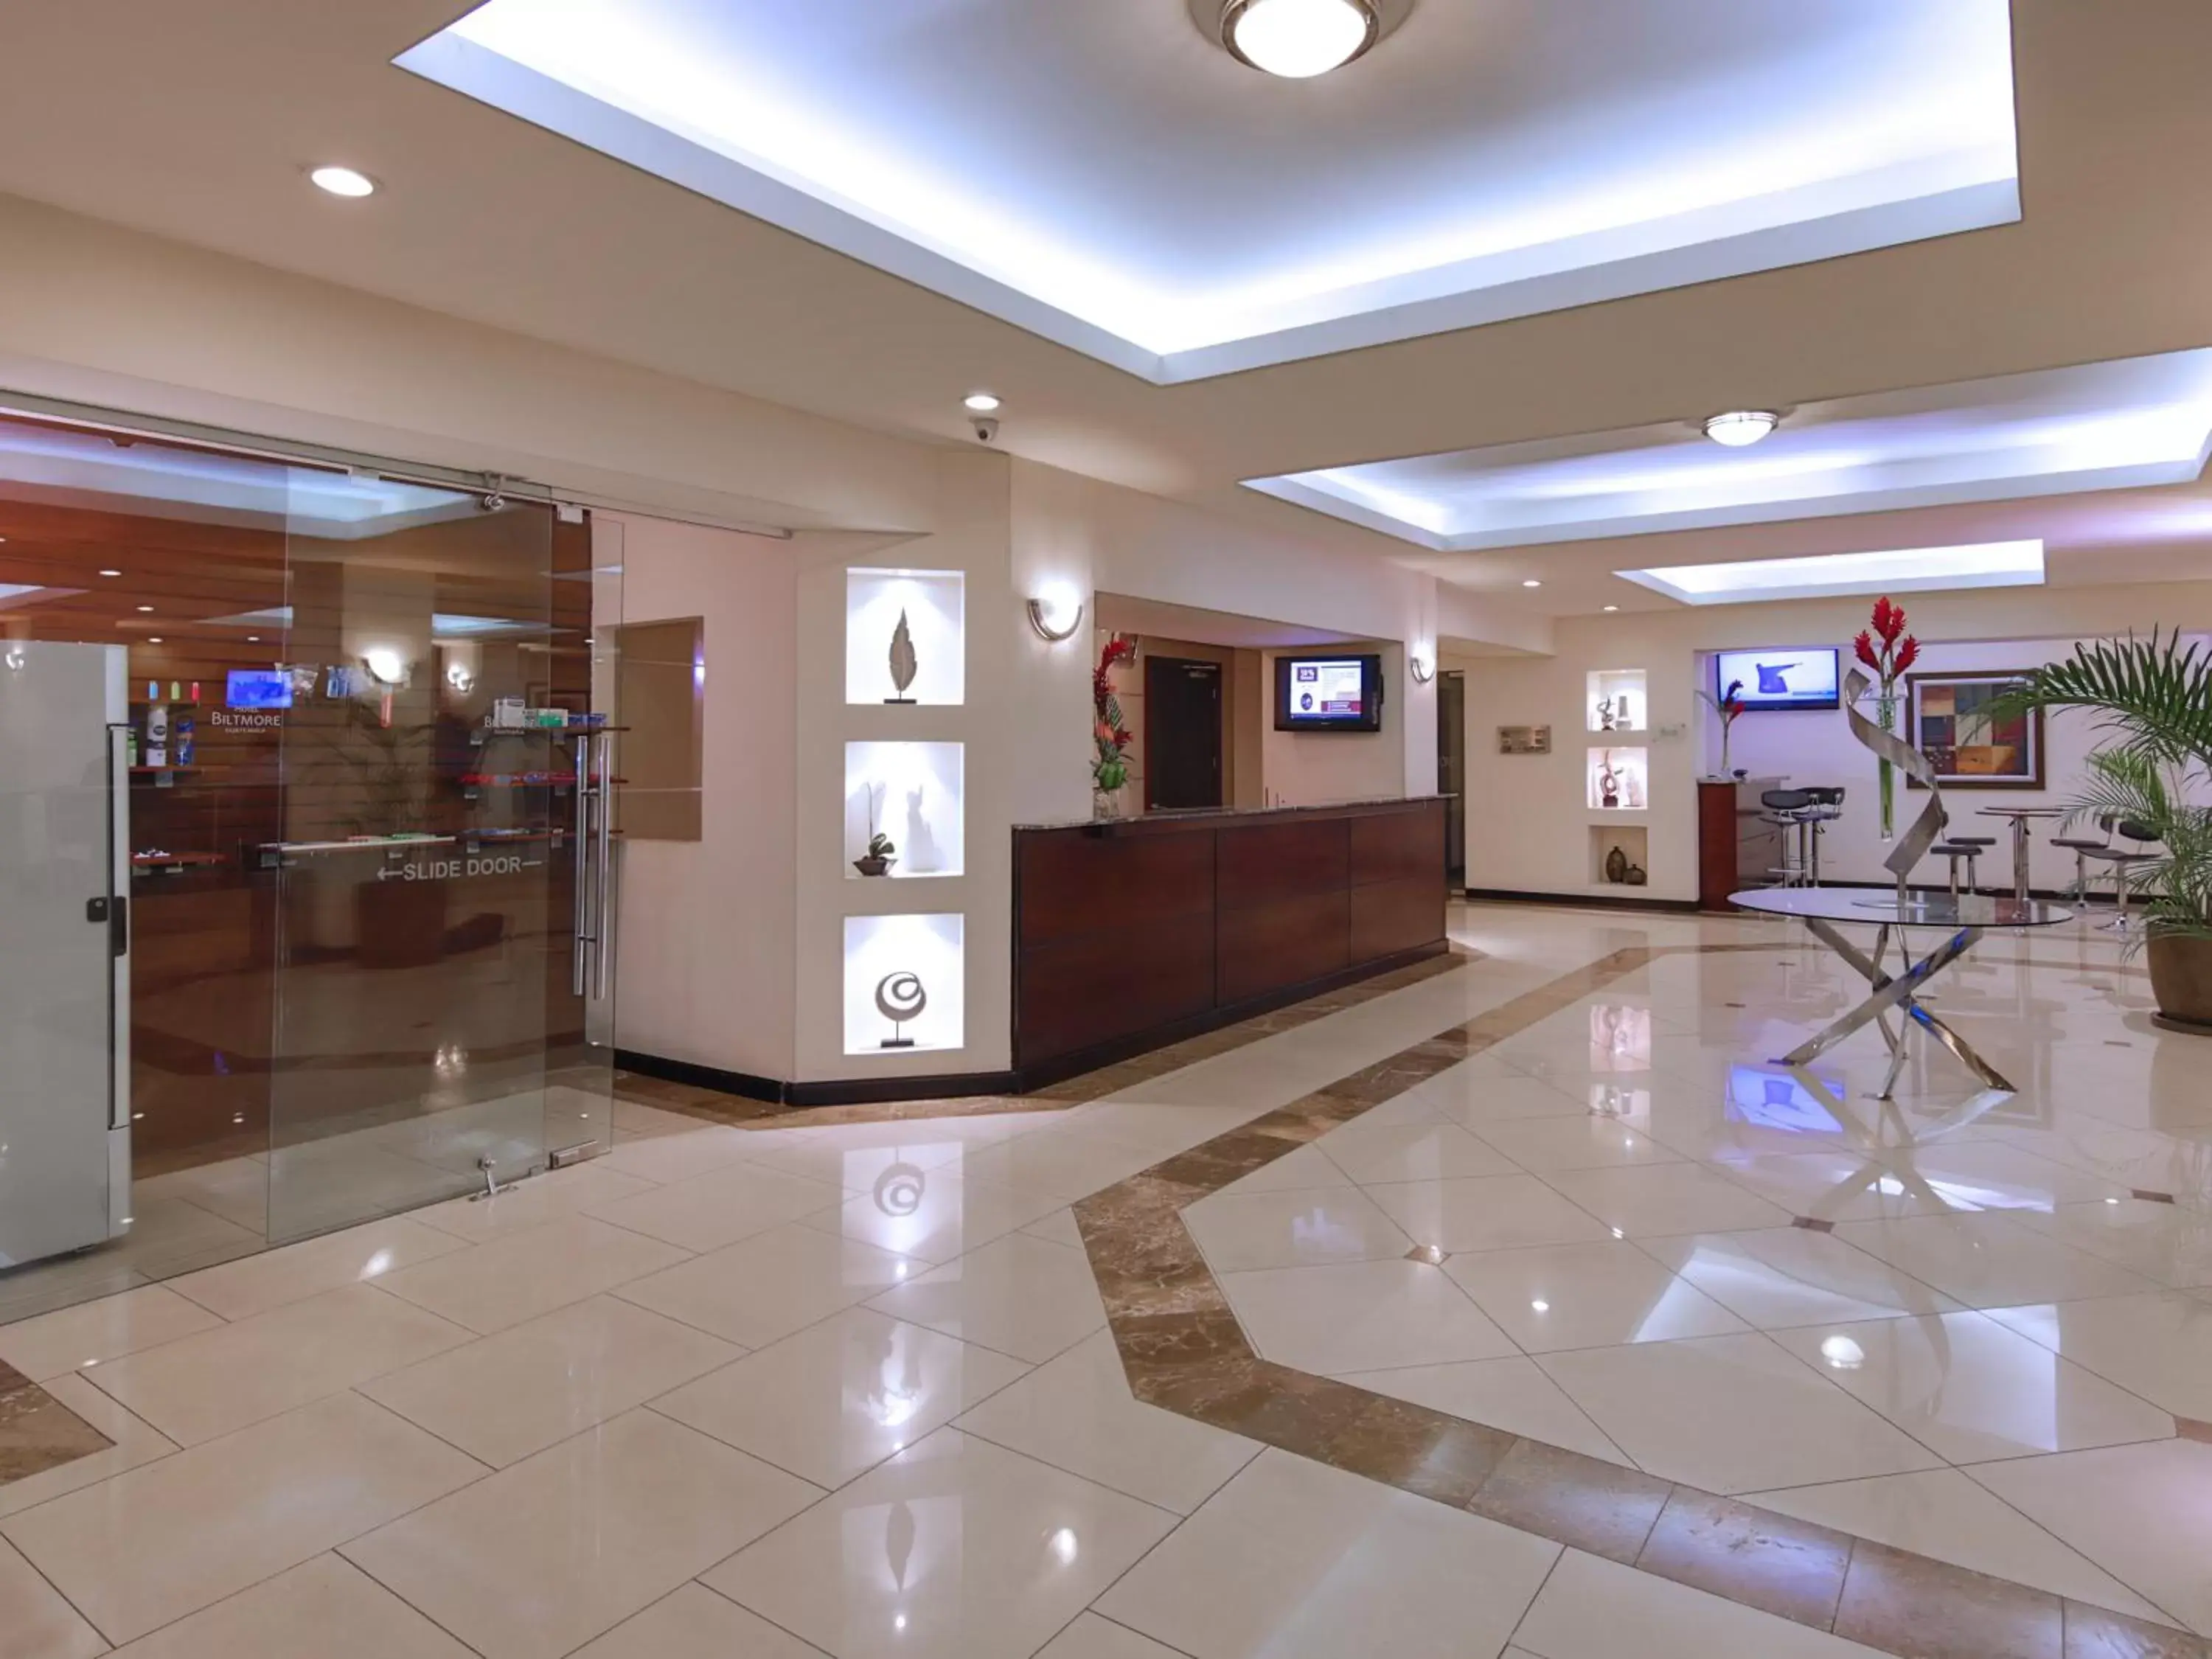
[593,734,614,1002]
[571,733,594,998]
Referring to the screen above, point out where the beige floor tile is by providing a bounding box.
[1180,1184,1413,1273]
[1702,1149,1968,1224]
[615,1223,919,1349]
[651,1306,1026,1488]
[1315,1120,1522,1183]
[1060,1099,1265,1155]
[132,1157,268,1234]
[1363,1175,1610,1254]
[82,1284,473,1446]
[1747,1469,2171,1627]
[597,1124,806,1186]
[0,1286,224,1384]
[409,1164,660,1244]
[343,1410,818,1659]
[707,1427,1177,1659]
[1472,1117,1685,1172]
[1443,1240,1748,1352]
[361,1294,741,1466]
[742,1124,1007,1191]
[1986,1291,2212,1419]
[1034,1613,1186,1659]
[165,1216,468,1322]
[1222,1258,1517,1374]
[1833,1213,2160,1309]
[1214,1144,1357,1194]
[1336,1355,1630,1465]
[105,1554,474,1659]
[610,1099,715,1138]
[1537,1332,1944,1495]
[0,1391,483,1646]
[2001,1198,2212,1288]
[951,1127,1162,1205]
[568,1582,830,1658]
[953,1329,1262,1513]
[376,1217,690,1335]
[1412,1068,1593,1127]
[1542,1163,1795,1237]
[865,1231,1106,1363]
[0,1373,176,1518]
[1968,1439,2212,1636]
[1018,1207,1090,1248]
[0,1534,105,1659]
[799,1172,1065,1266]
[583,1162,846,1252]
[1096,1448,1558,1659]
[1638,1228,1964,1328]
[1767,1310,2175,1464]
[1512,1547,1891,1658]
[1879,1141,2132,1212]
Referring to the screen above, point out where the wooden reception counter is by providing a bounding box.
[1012,796,1448,1085]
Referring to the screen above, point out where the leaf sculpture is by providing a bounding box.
[888,609,919,698]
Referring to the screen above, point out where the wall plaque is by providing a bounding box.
[1497,725,1552,755]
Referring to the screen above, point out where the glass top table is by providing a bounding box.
[1977,805,2073,901]
[1730,888,2074,929]
[1730,888,2073,1099]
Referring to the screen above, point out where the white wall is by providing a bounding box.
[605,513,799,1079]
[1452,582,2212,902]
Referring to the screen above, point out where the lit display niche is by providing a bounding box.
[843,913,964,1056]
[1587,669,1647,733]
[846,568,965,706]
[1587,747,1648,810]
[844,742,964,878]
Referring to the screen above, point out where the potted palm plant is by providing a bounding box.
[1994,632,2212,1032]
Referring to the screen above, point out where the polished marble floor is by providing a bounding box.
[2,902,2208,1658]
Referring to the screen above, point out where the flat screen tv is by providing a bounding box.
[226,669,293,711]
[1274,653,1383,732]
[1714,647,1840,712]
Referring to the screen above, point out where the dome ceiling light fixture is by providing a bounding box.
[1197,0,1413,80]
[1703,410,1782,448]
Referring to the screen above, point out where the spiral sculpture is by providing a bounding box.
[874,970,927,1047]
[1843,667,1946,891]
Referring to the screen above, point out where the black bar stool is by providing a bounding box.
[1759,788,1815,886]
[2053,820,2112,902]
[2083,818,2163,931]
[1799,787,1845,885]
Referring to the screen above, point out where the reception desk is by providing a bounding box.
[1012,796,1448,1083]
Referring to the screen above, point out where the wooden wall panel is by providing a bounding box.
[1350,874,1446,963]
[1216,818,1348,908]
[1218,891,1352,1004]
[1351,804,1444,888]
[1015,914,1216,1062]
[1018,829,1214,947]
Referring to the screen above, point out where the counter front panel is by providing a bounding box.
[1013,797,1447,1079]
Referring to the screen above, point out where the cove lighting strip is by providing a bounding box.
[1616,540,2045,606]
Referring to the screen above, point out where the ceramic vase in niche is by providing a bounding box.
[1624,862,1648,886]
[1599,755,1621,810]
[875,970,926,1048]
[1604,844,1629,884]
[886,610,918,705]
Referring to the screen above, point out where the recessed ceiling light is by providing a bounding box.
[1602,604,1619,612]
[146,637,164,645]
[1618,539,2045,607]
[246,636,262,643]
[309,165,378,198]
[1220,0,1380,79]
[962,392,1001,413]
[1521,579,1542,588]
[1703,410,1781,447]
[99,568,122,578]
[136,605,155,613]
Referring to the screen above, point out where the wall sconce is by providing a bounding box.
[1409,655,1436,684]
[361,647,410,687]
[445,660,476,695]
[1026,593,1085,642]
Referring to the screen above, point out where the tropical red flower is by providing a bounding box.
[1871,596,1905,644]
[1854,630,1880,671]
[1893,636,1919,675]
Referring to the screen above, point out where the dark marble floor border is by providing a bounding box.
[0,1360,112,1489]
[1065,942,2204,1659]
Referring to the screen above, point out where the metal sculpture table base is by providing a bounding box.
[1784,917,2011,1099]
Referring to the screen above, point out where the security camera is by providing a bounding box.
[970,415,1000,445]
[478,491,507,512]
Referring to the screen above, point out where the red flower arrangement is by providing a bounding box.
[1853,595,1919,697]
[1092,636,1135,801]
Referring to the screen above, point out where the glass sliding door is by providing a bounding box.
[265,480,611,1242]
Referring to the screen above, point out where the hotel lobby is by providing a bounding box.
[4,3,2212,1657]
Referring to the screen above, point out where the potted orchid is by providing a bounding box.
[1853,597,1921,841]
[1092,635,1135,816]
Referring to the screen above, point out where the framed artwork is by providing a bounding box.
[1905,671,2043,789]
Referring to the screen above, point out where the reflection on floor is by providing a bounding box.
[0,901,2208,1658]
